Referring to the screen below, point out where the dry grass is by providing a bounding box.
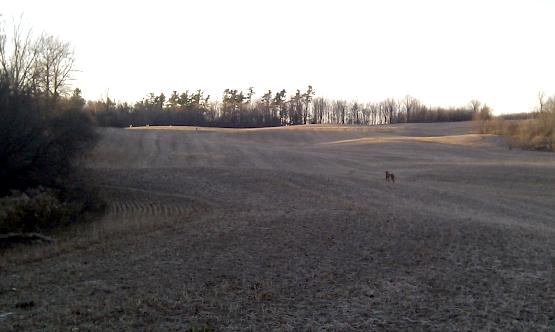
[1,122,554,330]
[481,113,555,151]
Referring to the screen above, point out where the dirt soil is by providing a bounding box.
[1,122,554,330]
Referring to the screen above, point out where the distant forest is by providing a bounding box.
[88,87,492,128]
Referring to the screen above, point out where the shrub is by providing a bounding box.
[0,83,98,195]
[0,187,82,233]
[493,116,554,152]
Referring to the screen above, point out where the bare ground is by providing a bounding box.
[1,122,554,330]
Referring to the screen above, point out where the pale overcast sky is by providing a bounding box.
[3,0,555,113]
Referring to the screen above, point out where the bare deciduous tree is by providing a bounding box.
[537,91,545,113]
[469,99,481,114]
[0,19,40,92]
[38,34,74,99]
[302,85,314,124]
[402,95,418,122]
[0,18,75,99]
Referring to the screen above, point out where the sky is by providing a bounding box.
[2,0,555,114]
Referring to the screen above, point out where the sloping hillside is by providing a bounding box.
[2,122,554,330]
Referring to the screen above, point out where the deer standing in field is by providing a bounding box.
[385,171,395,183]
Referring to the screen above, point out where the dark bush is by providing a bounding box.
[0,82,101,234]
[0,187,82,233]
[0,83,98,195]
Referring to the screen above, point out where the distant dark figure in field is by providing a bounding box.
[385,171,395,183]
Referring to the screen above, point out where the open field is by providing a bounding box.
[1,122,554,330]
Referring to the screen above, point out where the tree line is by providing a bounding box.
[88,87,491,128]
